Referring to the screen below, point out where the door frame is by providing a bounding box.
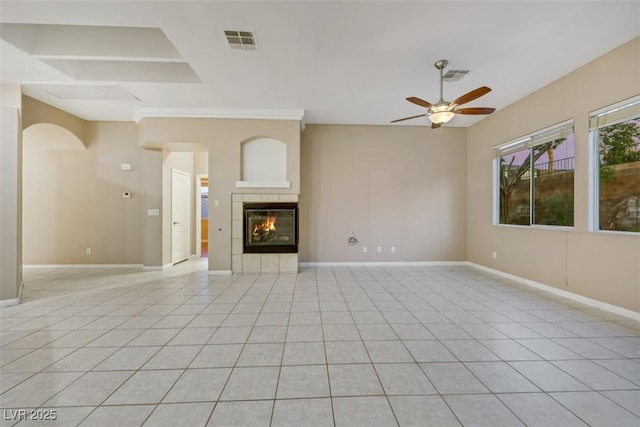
[195,174,208,258]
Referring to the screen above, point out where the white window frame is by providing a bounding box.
[493,119,575,228]
[588,95,640,234]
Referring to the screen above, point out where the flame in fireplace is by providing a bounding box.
[253,215,276,236]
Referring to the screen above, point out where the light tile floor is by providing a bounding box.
[1,260,639,426]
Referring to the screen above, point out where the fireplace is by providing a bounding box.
[243,202,298,253]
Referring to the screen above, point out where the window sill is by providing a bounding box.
[593,229,640,236]
[493,223,574,231]
[531,224,574,231]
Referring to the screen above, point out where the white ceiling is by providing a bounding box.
[1,1,639,127]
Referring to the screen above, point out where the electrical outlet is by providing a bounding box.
[363,246,368,253]
[492,251,497,259]
[86,248,92,255]
[391,246,396,253]
[377,246,382,253]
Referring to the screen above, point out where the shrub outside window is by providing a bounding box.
[495,121,575,227]
[590,97,640,232]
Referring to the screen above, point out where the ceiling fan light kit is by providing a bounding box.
[392,59,496,128]
[428,105,455,125]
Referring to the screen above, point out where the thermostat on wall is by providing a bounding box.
[121,163,132,171]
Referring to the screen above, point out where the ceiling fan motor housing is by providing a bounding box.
[434,59,448,70]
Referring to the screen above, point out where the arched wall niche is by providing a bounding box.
[238,136,290,188]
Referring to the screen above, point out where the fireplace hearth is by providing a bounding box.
[243,202,298,253]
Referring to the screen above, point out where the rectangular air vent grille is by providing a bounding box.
[443,70,469,82]
[224,30,257,50]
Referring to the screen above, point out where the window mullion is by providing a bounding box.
[529,148,535,226]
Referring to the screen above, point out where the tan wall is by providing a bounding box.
[138,117,301,272]
[142,149,163,267]
[194,151,208,176]
[300,124,468,262]
[467,37,640,311]
[22,120,144,265]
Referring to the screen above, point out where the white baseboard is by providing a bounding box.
[0,297,20,307]
[208,270,232,276]
[299,261,468,267]
[23,264,143,270]
[467,262,640,322]
[142,263,173,271]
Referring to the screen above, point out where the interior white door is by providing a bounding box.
[171,168,191,264]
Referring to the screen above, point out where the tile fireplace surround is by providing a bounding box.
[231,194,299,274]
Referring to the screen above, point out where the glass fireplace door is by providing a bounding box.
[243,203,298,253]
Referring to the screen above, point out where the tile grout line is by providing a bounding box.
[74,273,244,426]
[2,262,638,426]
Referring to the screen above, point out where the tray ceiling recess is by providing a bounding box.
[0,23,200,83]
[21,83,140,102]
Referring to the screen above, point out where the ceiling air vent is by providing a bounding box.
[224,30,257,51]
[442,69,469,82]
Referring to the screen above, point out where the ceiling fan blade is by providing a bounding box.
[455,107,496,115]
[391,113,427,123]
[406,97,433,108]
[452,86,491,106]
[431,122,442,129]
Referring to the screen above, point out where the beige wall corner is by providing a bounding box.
[467,37,640,312]
[22,121,143,265]
[0,102,22,302]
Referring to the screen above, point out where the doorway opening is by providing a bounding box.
[196,175,208,258]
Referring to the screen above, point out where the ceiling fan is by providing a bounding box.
[392,59,496,128]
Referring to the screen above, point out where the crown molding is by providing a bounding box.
[134,107,305,123]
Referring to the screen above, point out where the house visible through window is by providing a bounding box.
[590,97,640,233]
[495,121,575,227]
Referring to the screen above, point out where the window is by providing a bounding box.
[590,97,640,232]
[495,121,575,227]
